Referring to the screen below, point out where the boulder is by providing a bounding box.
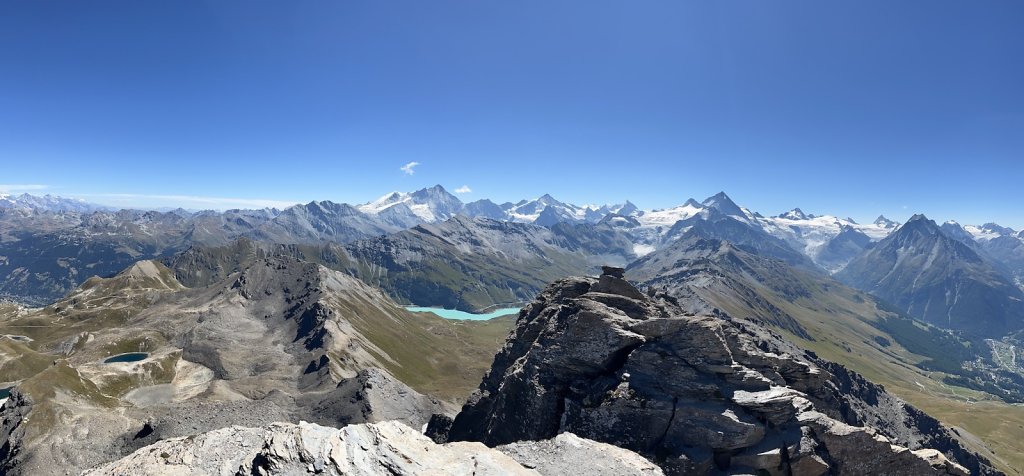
[497,432,664,475]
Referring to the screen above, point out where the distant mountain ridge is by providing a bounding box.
[5,188,1018,249]
[836,214,1024,337]
[3,187,1022,318]
[0,193,109,213]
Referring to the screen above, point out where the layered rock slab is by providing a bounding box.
[84,421,662,476]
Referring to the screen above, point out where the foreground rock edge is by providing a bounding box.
[83,420,663,476]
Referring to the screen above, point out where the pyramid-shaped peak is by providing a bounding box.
[700,192,744,216]
[874,215,898,227]
[896,214,942,237]
[702,191,733,204]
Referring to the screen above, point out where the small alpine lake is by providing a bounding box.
[104,352,149,364]
[405,306,520,321]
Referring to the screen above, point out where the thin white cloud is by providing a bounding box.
[0,184,49,193]
[454,185,472,194]
[74,193,300,211]
[400,161,420,175]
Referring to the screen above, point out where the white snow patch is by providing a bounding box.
[637,204,702,227]
[633,244,656,256]
[963,225,1001,242]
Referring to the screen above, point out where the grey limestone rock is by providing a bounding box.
[83,420,662,476]
[444,274,996,475]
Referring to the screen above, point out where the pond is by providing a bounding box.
[2,335,32,342]
[104,352,149,363]
[0,386,12,399]
[405,306,521,321]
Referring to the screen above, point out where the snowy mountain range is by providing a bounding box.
[0,193,108,213]
[349,187,936,273]
[356,186,637,227]
[4,186,1022,278]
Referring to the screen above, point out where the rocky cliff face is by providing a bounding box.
[84,420,663,476]
[441,268,997,475]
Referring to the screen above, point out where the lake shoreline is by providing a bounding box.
[405,306,521,321]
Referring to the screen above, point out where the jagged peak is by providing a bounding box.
[411,184,454,197]
[779,208,808,220]
[980,222,1015,235]
[896,214,941,235]
[874,215,897,227]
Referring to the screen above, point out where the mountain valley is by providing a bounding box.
[2,188,1024,474]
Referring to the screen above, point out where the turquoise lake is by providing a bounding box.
[104,352,149,363]
[405,306,520,321]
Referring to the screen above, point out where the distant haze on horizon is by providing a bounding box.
[1,1,1021,228]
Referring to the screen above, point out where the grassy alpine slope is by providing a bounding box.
[628,236,1024,474]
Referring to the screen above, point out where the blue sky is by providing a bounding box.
[1,1,1022,227]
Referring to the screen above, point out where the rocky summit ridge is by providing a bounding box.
[437,267,996,475]
[84,420,663,476]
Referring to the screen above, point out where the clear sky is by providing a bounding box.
[1,1,1022,227]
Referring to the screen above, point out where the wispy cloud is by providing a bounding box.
[400,161,420,175]
[454,185,472,194]
[74,193,300,211]
[0,184,49,193]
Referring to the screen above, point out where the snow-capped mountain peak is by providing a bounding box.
[981,222,1016,236]
[357,185,464,223]
[873,215,898,228]
[939,220,975,244]
[962,222,1017,242]
[701,192,746,217]
[0,193,106,213]
[636,201,704,228]
[779,208,809,220]
[359,191,407,213]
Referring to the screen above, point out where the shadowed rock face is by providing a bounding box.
[442,270,998,475]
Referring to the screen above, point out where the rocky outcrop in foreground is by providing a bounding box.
[84,420,662,476]
[440,268,997,475]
